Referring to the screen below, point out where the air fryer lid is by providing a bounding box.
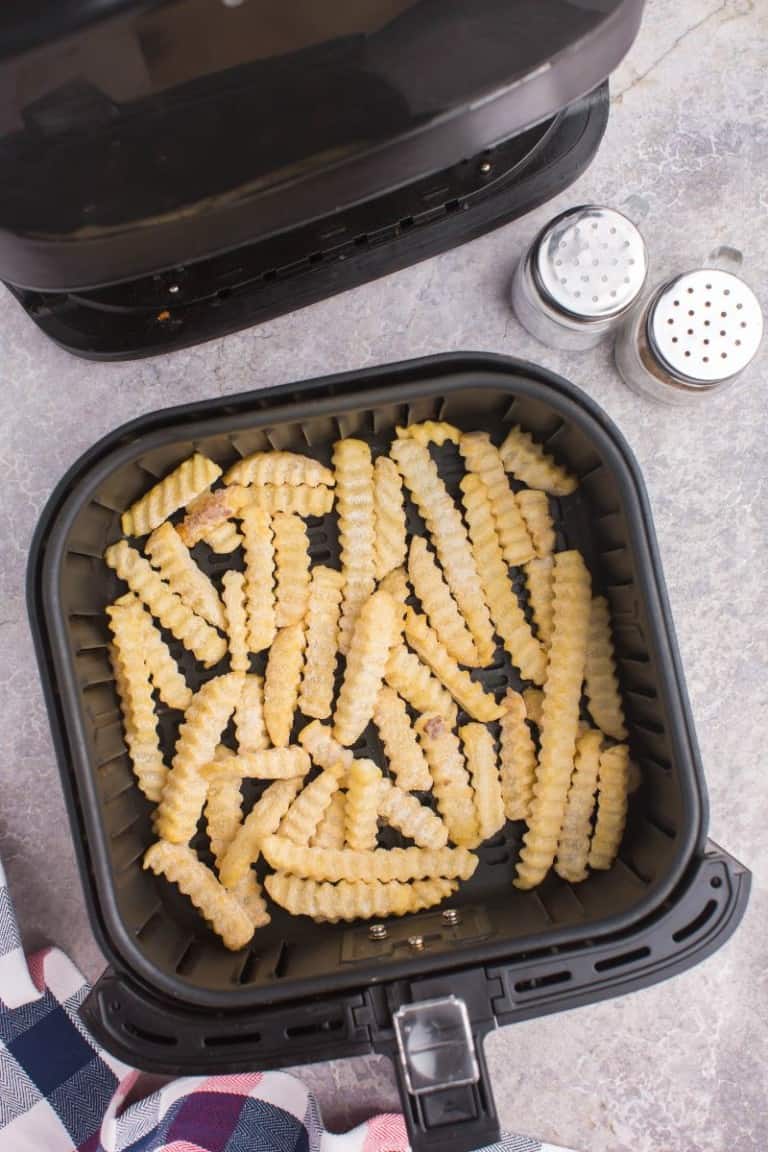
[0,0,644,290]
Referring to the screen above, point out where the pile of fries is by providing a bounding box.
[105,421,630,951]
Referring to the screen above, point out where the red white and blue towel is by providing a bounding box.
[0,858,573,1152]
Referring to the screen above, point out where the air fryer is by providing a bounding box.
[0,0,644,358]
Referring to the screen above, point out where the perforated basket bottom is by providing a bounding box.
[48,369,693,1004]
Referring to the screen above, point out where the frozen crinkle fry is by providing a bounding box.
[279,767,343,845]
[459,432,535,567]
[107,631,166,803]
[224,450,334,489]
[404,608,504,722]
[390,437,495,663]
[234,674,268,753]
[221,570,250,674]
[373,456,407,581]
[145,522,225,630]
[585,595,628,741]
[461,723,504,841]
[204,745,309,780]
[344,759,382,851]
[205,776,243,868]
[273,513,311,629]
[415,712,479,848]
[243,484,333,517]
[298,721,355,780]
[241,505,276,653]
[310,791,346,849]
[232,872,271,928]
[264,623,305,747]
[333,590,399,746]
[112,593,192,712]
[460,475,546,685]
[122,453,222,537]
[298,566,344,720]
[516,550,591,889]
[499,690,538,821]
[334,439,376,653]
[499,426,577,496]
[555,728,603,883]
[105,541,227,668]
[524,556,555,648]
[265,873,457,922]
[144,841,253,951]
[155,673,243,844]
[218,778,303,887]
[379,779,448,849]
[385,645,457,723]
[516,489,556,558]
[408,537,478,667]
[588,743,630,870]
[373,686,432,792]
[395,421,461,447]
[201,519,243,554]
[178,486,242,549]
[262,835,478,883]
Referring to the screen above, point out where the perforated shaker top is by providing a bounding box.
[534,205,647,320]
[648,269,764,384]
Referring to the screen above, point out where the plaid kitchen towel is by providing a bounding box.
[0,858,575,1152]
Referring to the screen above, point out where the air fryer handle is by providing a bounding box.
[391,1020,499,1152]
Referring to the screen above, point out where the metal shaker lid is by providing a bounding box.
[533,205,647,321]
[647,269,763,385]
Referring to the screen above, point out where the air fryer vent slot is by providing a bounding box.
[514,970,571,993]
[593,945,650,972]
[672,900,717,944]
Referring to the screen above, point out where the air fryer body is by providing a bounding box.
[0,0,644,355]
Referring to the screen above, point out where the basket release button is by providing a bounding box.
[393,995,479,1097]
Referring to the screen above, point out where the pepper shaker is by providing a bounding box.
[615,269,763,403]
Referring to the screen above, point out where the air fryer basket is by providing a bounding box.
[29,355,748,1152]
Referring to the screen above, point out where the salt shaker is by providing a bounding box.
[615,269,764,404]
[511,205,648,351]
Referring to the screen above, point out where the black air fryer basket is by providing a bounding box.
[28,355,749,1152]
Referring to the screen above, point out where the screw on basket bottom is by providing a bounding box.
[442,908,461,926]
[408,935,425,952]
[369,923,388,941]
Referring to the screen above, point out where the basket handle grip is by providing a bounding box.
[387,993,499,1152]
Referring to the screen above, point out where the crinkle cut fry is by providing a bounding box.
[415,712,479,848]
[241,504,276,653]
[262,835,478,882]
[264,623,305,747]
[461,722,504,841]
[104,540,227,668]
[265,873,458,922]
[145,521,225,630]
[459,431,535,566]
[517,489,556,558]
[203,745,309,780]
[408,536,478,667]
[111,592,191,712]
[234,674,268,753]
[373,685,432,792]
[333,590,399,746]
[585,595,628,741]
[524,556,555,648]
[279,766,343,845]
[178,486,242,550]
[404,608,504,722]
[298,720,355,782]
[378,778,448,849]
[385,645,457,724]
[107,632,166,803]
[310,790,346,849]
[218,778,303,888]
[144,841,253,951]
[273,512,311,629]
[344,759,381,851]
[389,437,495,663]
[499,689,537,821]
[555,728,603,882]
[374,456,407,581]
[395,421,461,447]
[122,453,222,537]
[515,550,591,889]
[588,743,630,870]
[459,474,547,685]
[499,426,577,496]
[333,438,376,654]
[243,484,333,517]
[155,672,243,844]
[298,565,343,720]
[224,450,334,488]
[221,570,250,673]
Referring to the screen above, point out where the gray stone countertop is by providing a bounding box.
[0,2,766,1149]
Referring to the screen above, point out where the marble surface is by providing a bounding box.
[1,1,766,1149]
